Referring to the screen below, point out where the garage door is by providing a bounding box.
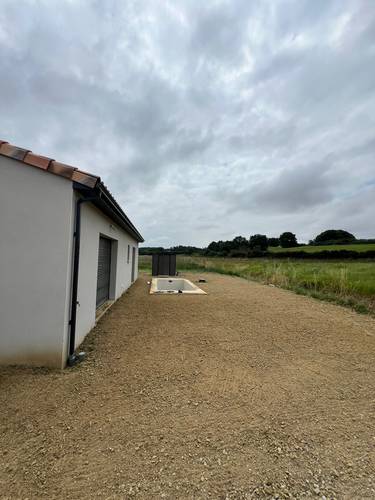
[96,237,112,308]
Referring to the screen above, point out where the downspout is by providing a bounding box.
[67,194,99,366]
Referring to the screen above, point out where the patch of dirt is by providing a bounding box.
[1,273,375,499]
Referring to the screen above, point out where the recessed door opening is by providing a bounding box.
[131,246,136,282]
[96,236,112,308]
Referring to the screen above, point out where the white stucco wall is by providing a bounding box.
[0,156,74,368]
[0,156,140,368]
[74,198,139,348]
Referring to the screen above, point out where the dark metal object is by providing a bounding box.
[67,351,86,367]
[152,253,177,276]
[131,246,136,282]
[96,237,112,308]
[68,195,98,366]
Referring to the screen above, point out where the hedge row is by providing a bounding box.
[205,250,375,260]
[266,249,375,260]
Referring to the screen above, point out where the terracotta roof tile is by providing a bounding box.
[72,170,98,188]
[0,139,100,188]
[0,138,143,242]
[24,152,52,170]
[0,143,29,161]
[48,161,76,179]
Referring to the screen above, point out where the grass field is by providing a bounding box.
[269,243,375,253]
[139,255,375,315]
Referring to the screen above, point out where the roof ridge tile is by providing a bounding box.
[24,152,52,170]
[0,138,143,242]
[0,143,29,161]
[0,139,100,187]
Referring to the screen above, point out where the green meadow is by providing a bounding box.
[269,243,375,253]
[139,255,375,315]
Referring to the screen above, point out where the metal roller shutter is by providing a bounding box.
[131,246,136,282]
[96,237,112,308]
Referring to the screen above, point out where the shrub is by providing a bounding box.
[313,229,356,245]
[266,249,375,260]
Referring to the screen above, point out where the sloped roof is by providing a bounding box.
[0,140,99,188]
[0,139,144,242]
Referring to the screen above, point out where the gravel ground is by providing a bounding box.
[1,273,375,499]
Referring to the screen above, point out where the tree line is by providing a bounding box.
[140,229,375,257]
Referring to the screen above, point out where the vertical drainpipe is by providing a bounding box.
[68,195,98,366]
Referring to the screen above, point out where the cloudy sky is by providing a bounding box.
[1,0,375,246]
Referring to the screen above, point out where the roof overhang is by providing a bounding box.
[73,182,144,242]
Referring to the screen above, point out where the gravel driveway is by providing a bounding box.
[1,273,375,499]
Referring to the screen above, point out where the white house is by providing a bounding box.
[0,140,144,369]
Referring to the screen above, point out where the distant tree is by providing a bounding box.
[267,237,280,247]
[139,246,165,255]
[232,236,249,247]
[313,229,356,245]
[229,236,250,256]
[222,240,235,254]
[207,239,231,256]
[279,232,298,248]
[249,234,268,251]
[169,245,203,255]
[206,236,250,256]
[140,245,204,256]
[207,240,221,254]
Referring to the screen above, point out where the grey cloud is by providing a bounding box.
[250,49,305,86]
[0,0,374,245]
[339,137,375,160]
[215,161,334,216]
[272,0,342,38]
[228,119,297,154]
[253,162,333,212]
[189,1,254,64]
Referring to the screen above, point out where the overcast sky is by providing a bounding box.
[1,0,375,246]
